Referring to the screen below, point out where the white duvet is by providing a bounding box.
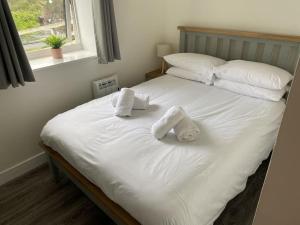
[41,75,286,225]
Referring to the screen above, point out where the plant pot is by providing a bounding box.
[51,48,63,59]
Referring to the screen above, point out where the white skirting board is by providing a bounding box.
[0,152,47,186]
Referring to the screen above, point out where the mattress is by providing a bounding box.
[41,75,285,225]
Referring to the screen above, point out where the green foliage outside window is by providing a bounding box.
[11,11,40,30]
[8,0,64,31]
[8,0,45,30]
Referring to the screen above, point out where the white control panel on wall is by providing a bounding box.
[92,74,119,98]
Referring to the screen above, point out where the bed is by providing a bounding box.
[40,27,300,225]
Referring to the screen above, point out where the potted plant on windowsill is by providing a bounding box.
[44,35,66,59]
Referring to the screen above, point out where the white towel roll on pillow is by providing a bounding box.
[151,106,185,140]
[112,93,150,110]
[174,115,200,142]
[114,88,135,117]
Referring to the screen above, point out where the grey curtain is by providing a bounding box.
[92,0,121,64]
[0,0,35,89]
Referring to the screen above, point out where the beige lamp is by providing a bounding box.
[157,44,172,74]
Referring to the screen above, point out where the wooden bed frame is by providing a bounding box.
[41,144,140,225]
[41,26,300,225]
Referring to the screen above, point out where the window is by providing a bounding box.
[8,0,81,59]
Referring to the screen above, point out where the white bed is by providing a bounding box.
[41,75,285,225]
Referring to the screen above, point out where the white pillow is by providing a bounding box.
[214,60,293,90]
[166,67,212,84]
[164,53,226,83]
[214,79,287,101]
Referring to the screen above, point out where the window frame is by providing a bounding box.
[14,0,82,60]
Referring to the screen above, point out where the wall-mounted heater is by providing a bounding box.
[92,74,119,98]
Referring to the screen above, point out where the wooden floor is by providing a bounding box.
[0,159,269,225]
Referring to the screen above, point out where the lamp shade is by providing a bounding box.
[157,44,172,57]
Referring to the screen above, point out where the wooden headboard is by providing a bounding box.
[178,26,300,75]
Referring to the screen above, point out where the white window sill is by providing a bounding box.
[30,50,97,72]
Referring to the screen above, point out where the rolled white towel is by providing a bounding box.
[114,88,135,117]
[151,106,185,140]
[174,114,200,142]
[112,93,150,110]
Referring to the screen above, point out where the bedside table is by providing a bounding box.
[145,68,164,81]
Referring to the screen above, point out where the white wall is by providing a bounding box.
[0,0,165,173]
[164,0,300,50]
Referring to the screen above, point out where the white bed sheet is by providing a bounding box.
[41,75,285,225]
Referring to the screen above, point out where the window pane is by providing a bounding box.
[8,0,77,53]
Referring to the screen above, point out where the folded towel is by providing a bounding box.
[112,93,150,110]
[151,106,185,140]
[174,114,200,142]
[114,88,135,117]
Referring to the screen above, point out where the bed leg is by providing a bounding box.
[47,155,61,183]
